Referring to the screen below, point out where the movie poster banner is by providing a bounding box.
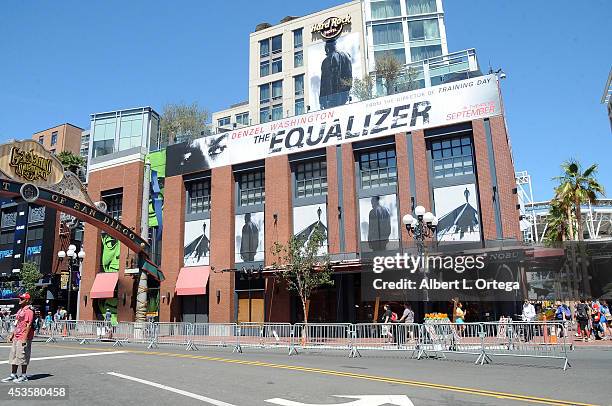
[167,75,501,176]
[184,219,210,266]
[293,204,328,255]
[235,211,265,263]
[358,194,399,252]
[433,184,481,242]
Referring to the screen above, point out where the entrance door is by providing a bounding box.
[181,295,209,323]
[237,291,264,323]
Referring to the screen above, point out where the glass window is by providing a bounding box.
[294,75,304,96]
[430,136,474,179]
[260,39,269,57]
[410,44,442,61]
[294,50,303,67]
[260,60,270,77]
[374,48,406,65]
[271,35,282,54]
[119,114,143,151]
[271,57,282,74]
[409,19,440,40]
[295,99,304,115]
[372,23,404,45]
[238,169,265,206]
[293,29,303,48]
[92,118,116,158]
[260,84,270,103]
[260,107,270,123]
[294,158,327,198]
[406,0,437,15]
[186,178,211,214]
[371,0,401,19]
[236,112,249,126]
[358,148,397,189]
[272,80,283,100]
[103,192,123,220]
[217,116,230,128]
[38,136,44,144]
[51,131,58,146]
[272,104,283,121]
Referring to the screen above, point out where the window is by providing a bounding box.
[51,131,58,146]
[372,23,404,45]
[294,75,304,96]
[92,118,116,158]
[431,136,474,179]
[259,84,270,103]
[25,227,43,265]
[272,80,282,100]
[217,116,230,128]
[238,170,265,206]
[271,57,282,74]
[410,44,442,61]
[119,114,143,151]
[293,28,303,48]
[295,99,304,115]
[260,39,269,57]
[38,136,44,144]
[272,104,283,121]
[0,231,14,246]
[374,49,406,65]
[236,112,249,126]
[186,178,211,214]
[295,158,327,198]
[260,60,270,77]
[260,107,270,123]
[406,0,437,15]
[358,148,397,189]
[294,50,303,67]
[271,34,282,54]
[370,0,401,19]
[103,192,123,220]
[409,19,440,41]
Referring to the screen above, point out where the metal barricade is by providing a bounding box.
[350,323,420,357]
[190,323,241,352]
[419,322,484,363]
[150,322,192,348]
[292,323,352,355]
[237,323,294,351]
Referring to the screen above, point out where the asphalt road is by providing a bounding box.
[0,340,609,406]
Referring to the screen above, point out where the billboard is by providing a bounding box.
[166,75,502,177]
[184,219,210,266]
[358,194,399,251]
[293,204,328,256]
[147,150,166,240]
[307,32,363,111]
[433,184,481,242]
[235,211,265,263]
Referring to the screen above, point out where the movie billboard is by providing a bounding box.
[358,194,399,252]
[235,211,265,263]
[433,184,481,242]
[293,204,328,255]
[184,219,211,266]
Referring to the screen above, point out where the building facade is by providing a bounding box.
[33,123,83,155]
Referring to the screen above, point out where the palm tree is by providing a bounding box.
[543,197,570,243]
[553,160,604,241]
[57,151,85,176]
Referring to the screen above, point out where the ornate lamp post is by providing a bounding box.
[57,244,85,320]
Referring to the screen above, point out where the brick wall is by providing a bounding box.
[472,119,497,241]
[341,143,358,253]
[395,133,412,243]
[326,146,341,254]
[411,130,431,212]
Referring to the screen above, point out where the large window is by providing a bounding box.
[38,136,44,144]
[272,104,283,121]
[25,227,43,266]
[294,50,303,68]
[293,28,303,48]
[431,136,474,179]
[358,148,397,189]
[51,131,58,146]
[295,99,304,115]
[294,75,304,96]
[217,116,230,128]
[372,23,404,45]
[271,34,282,54]
[260,84,270,103]
[370,0,401,19]
[294,158,327,198]
[235,112,249,126]
[260,60,270,77]
[92,118,116,158]
[271,57,282,74]
[410,44,442,61]
[260,107,270,123]
[406,0,437,15]
[119,114,143,150]
[260,39,269,57]
[374,48,406,65]
[186,178,211,214]
[103,191,123,220]
[238,170,265,206]
[272,80,282,101]
[408,19,440,40]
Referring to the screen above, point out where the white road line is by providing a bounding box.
[107,372,237,406]
[0,350,127,364]
[0,346,13,348]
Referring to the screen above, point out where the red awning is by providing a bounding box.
[175,266,211,296]
[90,272,119,299]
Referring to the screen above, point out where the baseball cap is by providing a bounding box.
[19,292,31,300]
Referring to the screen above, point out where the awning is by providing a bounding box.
[175,266,211,296]
[90,272,119,299]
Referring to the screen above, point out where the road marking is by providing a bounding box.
[107,372,237,406]
[0,350,126,364]
[45,344,595,406]
[266,394,415,406]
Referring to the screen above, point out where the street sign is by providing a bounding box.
[265,395,415,406]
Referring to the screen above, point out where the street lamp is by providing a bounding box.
[57,245,85,320]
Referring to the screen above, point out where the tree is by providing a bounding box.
[349,74,374,101]
[271,228,333,324]
[57,151,85,175]
[543,197,571,243]
[553,160,605,240]
[20,262,44,299]
[375,53,403,95]
[160,102,210,144]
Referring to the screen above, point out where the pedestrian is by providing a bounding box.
[59,307,67,320]
[398,303,415,342]
[576,299,590,342]
[44,312,52,331]
[554,301,570,337]
[33,311,41,336]
[521,300,536,342]
[1,293,35,383]
[381,304,395,342]
[600,300,611,339]
[54,307,61,323]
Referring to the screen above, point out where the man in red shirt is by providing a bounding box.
[2,292,34,383]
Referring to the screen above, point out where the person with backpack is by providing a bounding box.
[576,299,590,342]
[591,302,604,340]
[381,304,396,343]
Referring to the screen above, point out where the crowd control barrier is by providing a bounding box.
[34,319,573,370]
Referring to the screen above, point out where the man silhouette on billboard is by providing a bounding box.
[319,40,352,109]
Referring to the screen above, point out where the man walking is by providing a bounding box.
[521,300,536,342]
[2,293,35,383]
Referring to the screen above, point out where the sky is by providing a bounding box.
[0,0,610,201]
